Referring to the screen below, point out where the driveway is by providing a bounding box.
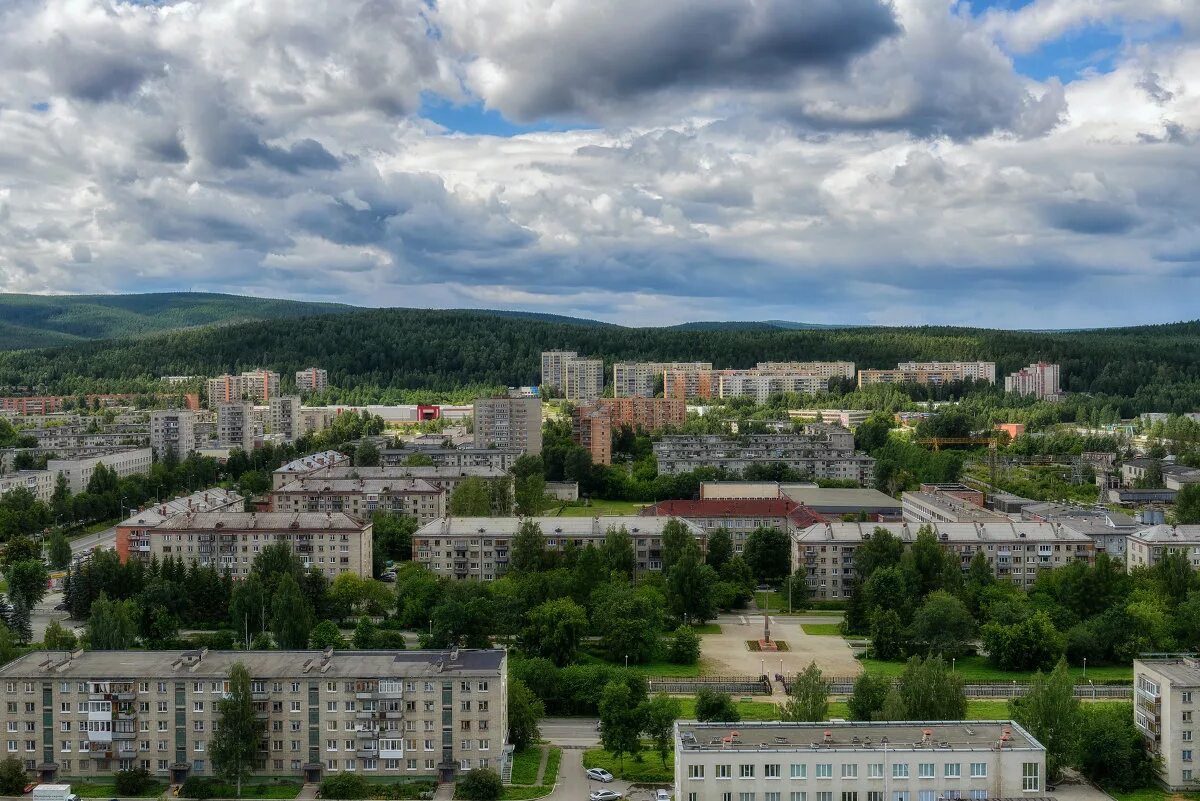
[702,614,861,690]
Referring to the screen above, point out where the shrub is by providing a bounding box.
[115,767,154,795]
[180,776,220,799]
[666,626,700,664]
[373,630,408,649]
[455,768,502,801]
[0,758,28,795]
[320,772,371,800]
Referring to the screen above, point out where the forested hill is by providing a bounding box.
[1,306,1199,410]
[0,292,356,350]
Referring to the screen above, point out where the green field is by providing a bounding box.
[676,697,782,720]
[579,650,704,677]
[501,786,552,800]
[859,655,1132,682]
[75,783,168,798]
[544,747,562,786]
[800,623,845,636]
[510,747,543,785]
[553,499,649,516]
[692,623,722,635]
[754,591,804,613]
[584,743,674,783]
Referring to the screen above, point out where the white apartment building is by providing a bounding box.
[473,397,542,455]
[150,411,197,461]
[613,362,713,398]
[381,447,522,472]
[858,362,996,388]
[145,511,373,578]
[717,372,830,404]
[1135,657,1200,790]
[47,447,153,494]
[1127,526,1200,571]
[674,721,1046,801]
[901,492,1009,525]
[291,465,509,499]
[563,358,605,402]
[792,521,1095,600]
[413,515,703,580]
[540,350,577,391]
[270,396,303,443]
[0,648,508,785]
[755,362,857,381]
[217,401,255,451]
[295,367,329,394]
[1005,363,1061,400]
[0,470,54,503]
[272,451,352,489]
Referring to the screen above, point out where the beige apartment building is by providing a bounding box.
[612,362,713,398]
[0,648,507,785]
[271,477,446,526]
[663,363,855,403]
[287,465,510,499]
[792,521,1095,600]
[269,396,303,443]
[653,428,875,485]
[901,491,1010,524]
[675,721,1046,801]
[0,470,54,503]
[217,401,255,451]
[206,371,281,408]
[539,350,577,392]
[473,397,542,455]
[1127,526,1200,571]
[150,410,197,460]
[295,367,329,394]
[140,512,373,578]
[1134,656,1200,790]
[562,358,605,402]
[413,516,703,580]
[858,361,996,388]
[45,447,153,494]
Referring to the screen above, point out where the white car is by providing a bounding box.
[586,768,614,783]
[590,791,623,801]
[656,790,673,801]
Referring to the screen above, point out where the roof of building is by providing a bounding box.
[780,487,902,510]
[414,515,699,538]
[1129,525,1200,543]
[675,720,1042,752]
[902,492,1010,523]
[0,649,504,679]
[1136,657,1200,687]
[275,451,350,476]
[307,465,507,480]
[1123,457,1158,470]
[155,511,369,532]
[117,487,243,529]
[273,477,442,495]
[1022,502,1138,530]
[641,498,798,519]
[794,520,1094,544]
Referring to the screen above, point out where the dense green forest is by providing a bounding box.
[1,301,1198,412]
[0,292,356,350]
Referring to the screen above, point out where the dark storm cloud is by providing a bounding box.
[1043,200,1139,235]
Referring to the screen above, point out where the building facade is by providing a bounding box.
[858,362,996,388]
[901,491,1009,525]
[562,358,605,402]
[413,516,703,580]
[114,488,244,563]
[271,478,446,526]
[473,397,542,455]
[47,447,153,494]
[295,368,329,394]
[612,362,713,398]
[0,470,54,503]
[217,402,255,451]
[674,720,1046,801]
[205,371,281,407]
[270,396,303,443]
[150,411,197,460]
[1005,362,1061,400]
[653,428,875,485]
[0,648,507,785]
[1134,657,1200,790]
[571,406,612,465]
[380,447,522,472]
[539,350,577,391]
[640,499,825,554]
[1127,526,1200,571]
[291,465,509,498]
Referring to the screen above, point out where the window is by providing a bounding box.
[766,764,781,779]
[892,794,909,801]
[969,763,987,778]
[817,794,832,801]
[971,793,987,801]
[944,764,960,779]
[194,741,205,752]
[1186,732,1194,742]
[893,764,909,779]
[1185,770,1194,782]
[867,764,883,779]
[689,795,698,801]
[738,794,755,801]
[740,765,756,779]
[842,765,858,779]
[918,764,934,779]
[766,794,781,801]
[816,764,832,779]
[841,794,857,801]
[790,765,808,779]
[1021,763,1040,792]
[790,794,807,801]
[1187,712,1195,724]
[867,794,883,801]
[717,765,732,780]
[1187,750,1195,763]
[689,766,705,779]
[1186,692,1193,704]
[919,792,934,801]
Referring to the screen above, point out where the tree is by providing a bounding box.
[743,526,790,584]
[520,597,588,666]
[855,414,893,453]
[848,672,890,721]
[429,582,493,649]
[509,520,547,574]
[879,686,908,721]
[449,477,491,516]
[896,656,965,720]
[5,559,48,609]
[1075,702,1156,790]
[211,662,266,797]
[601,525,635,578]
[779,571,809,613]
[86,593,137,649]
[660,519,695,574]
[870,608,907,661]
[47,531,72,570]
[705,528,733,570]
[783,661,828,722]
[43,620,78,651]
[599,680,643,768]
[229,573,269,643]
[853,527,905,580]
[457,768,503,801]
[354,440,380,467]
[270,574,314,649]
[666,548,718,624]
[514,472,548,516]
[592,583,664,664]
[352,616,378,649]
[694,688,739,722]
[909,591,975,658]
[508,678,544,751]
[666,625,701,665]
[372,511,416,565]
[643,694,681,768]
[1177,484,1200,525]
[981,611,1066,671]
[309,620,345,649]
[1010,660,1079,781]
[320,773,370,800]
[0,757,28,795]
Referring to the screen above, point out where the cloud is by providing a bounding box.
[982,0,1198,54]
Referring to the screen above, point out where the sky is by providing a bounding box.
[1,0,1198,328]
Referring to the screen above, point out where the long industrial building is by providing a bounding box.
[0,647,507,785]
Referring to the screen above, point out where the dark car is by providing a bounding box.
[54,603,68,611]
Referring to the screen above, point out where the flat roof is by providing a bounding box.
[794,521,1094,544]
[676,720,1042,752]
[414,515,701,538]
[781,487,901,510]
[1136,658,1200,687]
[274,477,441,494]
[156,512,369,532]
[0,649,504,679]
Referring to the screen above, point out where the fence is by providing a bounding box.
[647,675,771,695]
[809,676,1130,699]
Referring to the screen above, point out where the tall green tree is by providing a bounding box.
[520,598,588,666]
[449,478,491,516]
[660,519,695,574]
[354,440,380,467]
[507,678,544,751]
[896,655,966,720]
[211,662,266,797]
[909,591,975,658]
[86,593,137,649]
[705,528,733,570]
[509,520,547,574]
[270,574,314,649]
[743,526,789,584]
[783,661,828,722]
[599,680,643,768]
[643,694,681,768]
[666,548,718,624]
[1009,659,1079,781]
[47,531,72,569]
[847,672,890,721]
[601,525,635,579]
[1177,484,1200,525]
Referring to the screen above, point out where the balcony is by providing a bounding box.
[355,727,378,740]
[252,690,271,702]
[355,711,377,720]
[112,730,137,741]
[356,691,375,700]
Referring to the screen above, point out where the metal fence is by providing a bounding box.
[648,675,771,695]
[775,676,1132,700]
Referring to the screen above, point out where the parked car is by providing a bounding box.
[53,603,68,611]
[656,790,672,801]
[590,790,622,801]
[585,768,614,783]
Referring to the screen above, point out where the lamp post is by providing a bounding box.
[761,658,765,679]
[1082,657,1087,677]
[1089,679,1095,700]
[625,655,628,669]
[951,658,956,673]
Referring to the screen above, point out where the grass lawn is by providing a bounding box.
[800,623,845,636]
[1110,789,1200,801]
[754,591,804,613]
[692,623,722,635]
[580,651,704,677]
[677,697,781,721]
[859,655,1133,682]
[544,747,562,786]
[826,699,1123,721]
[501,787,552,800]
[510,747,543,785]
[75,783,168,798]
[553,499,649,516]
[583,744,674,783]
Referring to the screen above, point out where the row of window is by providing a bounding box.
[689,790,990,801]
[689,763,992,780]
[0,678,492,695]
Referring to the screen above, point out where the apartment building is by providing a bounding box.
[0,470,54,503]
[717,372,827,403]
[205,371,281,407]
[1005,362,1061,400]
[295,465,509,499]
[150,411,197,460]
[597,397,687,430]
[663,363,855,403]
[640,499,826,556]
[272,452,351,490]
[47,447,153,494]
[413,516,704,580]
[755,362,857,381]
[0,396,65,415]
[562,358,605,402]
[1134,656,1200,790]
[571,406,612,465]
[473,397,542,455]
[612,362,713,398]
[138,511,373,578]
[217,402,255,452]
[901,492,1009,525]
[114,488,244,563]
[792,409,872,429]
[1022,502,1138,559]
[1127,526,1200,571]
[858,362,996,388]
[653,428,875,485]
[271,477,446,526]
[539,350,577,391]
[0,647,507,784]
[674,720,1046,801]
[269,396,302,443]
[380,447,522,473]
[792,520,1095,600]
[295,367,329,394]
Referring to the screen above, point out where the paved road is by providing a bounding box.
[69,523,118,555]
[541,717,601,749]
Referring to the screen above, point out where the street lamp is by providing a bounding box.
[1082,657,1087,677]
[951,658,956,673]
[1089,679,1095,700]
[625,655,628,668]
[761,658,765,679]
